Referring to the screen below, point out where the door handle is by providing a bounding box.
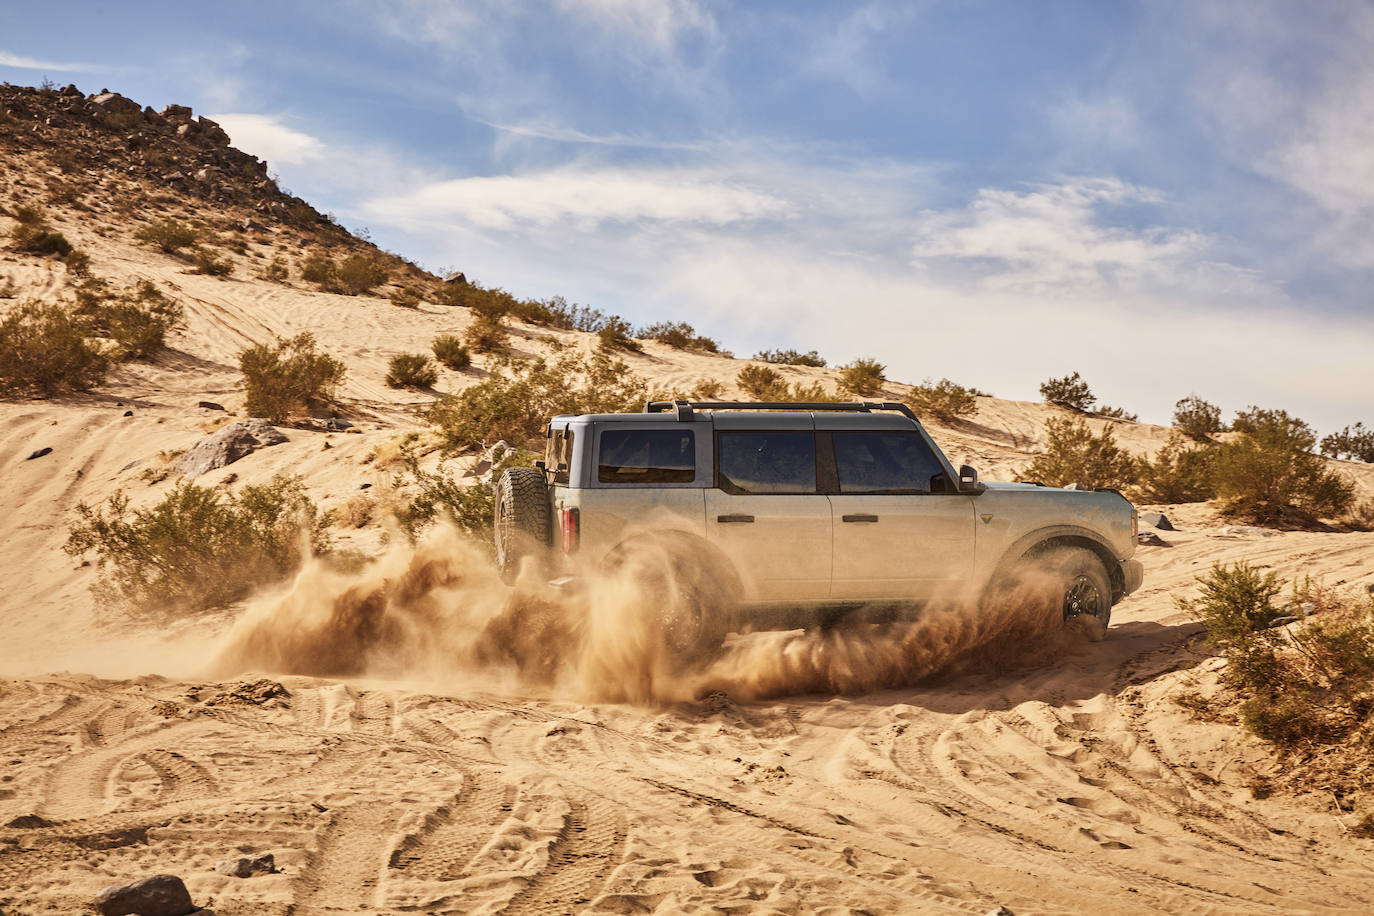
[842,514,879,523]
[716,514,755,523]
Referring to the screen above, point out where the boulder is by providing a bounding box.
[240,217,265,233]
[176,122,198,139]
[213,852,276,878]
[444,271,467,285]
[1137,531,1171,547]
[26,447,51,460]
[197,401,226,411]
[197,116,230,146]
[95,874,196,916]
[173,419,287,478]
[1139,511,1174,531]
[90,92,141,118]
[160,104,193,124]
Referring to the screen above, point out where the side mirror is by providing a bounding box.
[958,464,987,494]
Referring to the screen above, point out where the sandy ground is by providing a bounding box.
[3,207,1374,914]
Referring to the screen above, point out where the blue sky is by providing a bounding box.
[5,1,1373,432]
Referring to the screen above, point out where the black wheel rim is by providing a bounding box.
[1063,574,1104,620]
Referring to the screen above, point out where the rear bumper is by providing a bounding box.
[1120,558,1144,598]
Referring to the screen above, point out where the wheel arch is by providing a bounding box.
[991,526,1126,603]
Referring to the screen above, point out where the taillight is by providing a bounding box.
[559,507,580,553]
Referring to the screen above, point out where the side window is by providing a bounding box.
[833,432,944,495]
[548,429,573,485]
[717,432,817,495]
[598,428,695,484]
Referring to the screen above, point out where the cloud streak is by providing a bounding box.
[0,50,100,73]
[210,113,325,167]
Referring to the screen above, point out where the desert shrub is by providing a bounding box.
[259,256,290,282]
[1342,500,1374,532]
[1016,417,1139,490]
[597,316,642,352]
[427,350,648,450]
[189,246,232,277]
[390,286,423,308]
[1039,371,1096,412]
[906,378,978,422]
[336,254,389,295]
[788,380,842,402]
[0,300,109,395]
[1322,422,1374,463]
[638,320,721,352]
[134,219,198,254]
[527,295,612,332]
[64,476,329,616]
[300,251,337,291]
[689,377,724,399]
[11,204,44,225]
[465,312,508,352]
[839,358,886,396]
[1096,405,1138,421]
[1179,565,1374,747]
[755,348,826,367]
[239,332,347,423]
[74,280,183,360]
[431,335,471,370]
[10,220,75,258]
[391,446,538,543]
[1174,394,1225,441]
[1212,407,1354,526]
[1133,435,1216,504]
[437,280,517,316]
[63,248,91,276]
[737,364,789,399]
[385,353,438,389]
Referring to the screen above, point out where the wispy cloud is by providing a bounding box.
[210,113,325,167]
[473,116,711,152]
[0,50,101,73]
[554,0,717,53]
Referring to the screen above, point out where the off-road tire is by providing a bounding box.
[494,467,552,584]
[1045,547,1112,640]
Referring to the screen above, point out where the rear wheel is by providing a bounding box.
[494,467,551,584]
[602,533,734,664]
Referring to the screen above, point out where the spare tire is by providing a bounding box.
[494,467,551,584]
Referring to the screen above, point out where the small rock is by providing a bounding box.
[5,813,56,828]
[1137,531,1171,547]
[358,482,372,490]
[324,418,352,430]
[123,410,134,417]
[1139,511,1174,531]
[197,401,226,411]
[174,418,287,478]
[26,447,52,460]
[213,852,276,878]
[160,104,193,123]
[241,217,265,232]
[444,271,467,285]
[95,874,196,916]
[984,908,1015,916]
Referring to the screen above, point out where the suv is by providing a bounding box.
[494,400,1142,651]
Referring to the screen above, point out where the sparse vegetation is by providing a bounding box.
[839,358,886,397]
[737,364,788,400]
[390,286,423,309]
[426,350,649,450]
[74,279,183,360]
[1096,405,1138,421]
[134,218,198,254]
[1174,394,1225,441]
[464,312,508,352]
[0,300,109,396]
[259,256,290,282]
[64,476,329,616]
[1039,371,1096,412]
[906,378,979,422]
[1180,564,1374,749]
[385,353,438,389]
[1017,417,1139,490]
[755,348,826,367]
[300,251,337,291]
[189,246,232,277]
[689,377,724,399]
[391,446,539,543]
[637,321,721,352]
[1322,422,1374,463]
[431,335,471,371]
[1133,435,1216,504]
[1212,407,1354,526]
[239,332,347,423]
[597,316,642,352]
[8,206,80,260]
[336,254,389,295]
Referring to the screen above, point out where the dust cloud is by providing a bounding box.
[211,523,1088,704]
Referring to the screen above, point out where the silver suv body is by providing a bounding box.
[501,401,1142,634]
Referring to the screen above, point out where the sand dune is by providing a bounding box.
[4,191,1374,913]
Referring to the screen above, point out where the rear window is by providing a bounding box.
[598,428,695,484]
[717,431,817,495]
[833,431,944,494]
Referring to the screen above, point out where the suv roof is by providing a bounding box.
[549,400,924,427]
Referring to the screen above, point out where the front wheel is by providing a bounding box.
[1046,547,1112,640]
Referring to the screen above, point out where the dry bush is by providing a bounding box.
[906,377,978,422]
[64,476,329,616]
[1133,434,1215,504]
[300,251,337,291]
[336,254,388,295]
[259,256,289,282]
[386,353,438,389]
[597,316,641,352]
[465,312,508,352]
[1096,404,1138,421]
[239,332,347,423]
[0,300,109,395]
[737,364,788,399]
[638,320,721,352]
[134,219,198,254]
[334,494,376,529]
[689,377,724,399]
[755,348,826,367]
[1180,565,1374,747]
[1212,407,1354,526]
[8,207,78,259]
[431,335,471,370]
[427,350,648,450]
[1174,394,1225,441]
[1039,371,1096,411]
[74,279,183,360]
[839,357,886,396]
[189,246,232,277]
[390,286,423,308]
[1016,417,1139,490]
[1322,422,1374,462]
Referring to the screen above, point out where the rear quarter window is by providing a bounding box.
[598,428,696,484]
[717,431,817,494]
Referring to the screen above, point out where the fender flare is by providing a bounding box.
[988,525,1128,602]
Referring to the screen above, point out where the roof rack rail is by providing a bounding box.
[643,400,920,423]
